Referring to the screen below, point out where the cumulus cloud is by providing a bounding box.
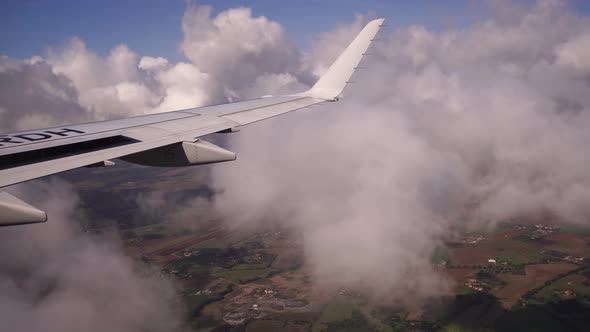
[0,180,183,332]
[304,14,372,77]
[0,55,92,131]
[203,0,590,300]
[0,5,316,330]
[180,4,310,99]
[46,39,171,118]
[0,3,313,131]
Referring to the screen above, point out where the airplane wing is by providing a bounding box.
[0,18,385,226]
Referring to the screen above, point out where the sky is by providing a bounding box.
[4,1,590,331]
[3,0,588,62]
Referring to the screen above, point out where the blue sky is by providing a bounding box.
[2,0,589,62]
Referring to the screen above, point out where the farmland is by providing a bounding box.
[64,167,590,331]
[120,220,590,331]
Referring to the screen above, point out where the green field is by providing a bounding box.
[317,301,354,323]
[440,323,492,332]
[534,273,590,301]
[132,223,192,239]
[182,283,231,318]
[232,263,270,270]
[190,237,231,249]
[493,239,545,265]
[560,225,590,237]
[246,320,284,332]
[213,267,276,284]
[495,252,543,265]
[432,245,450,264]
[309,300,381,332]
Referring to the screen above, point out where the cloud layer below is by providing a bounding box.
[0,180,182,332]
[207,0,590,298]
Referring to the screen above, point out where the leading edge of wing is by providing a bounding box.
[0,18,384,225]
[0,96,324,188]
[0,18,385,178]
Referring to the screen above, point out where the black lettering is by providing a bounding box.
[0,135,23,147]
[14,133,52,141]
[44,128,85,136]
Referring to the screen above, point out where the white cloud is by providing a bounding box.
[138,56,169,71]
[1,3,312,129]
[203,0,590,300]
[153,62,214,111]
[304,14,370,77]
[0,180,183,332]
[0,56,92,131]
[2,0,590,314]
[180,4,308,98]
[46,39,160,118]
[555,29,590,71]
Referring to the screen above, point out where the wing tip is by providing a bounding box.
[366,18,386,30]
[301,17,386,101]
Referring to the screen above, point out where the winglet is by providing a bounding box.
[303,18,385,101]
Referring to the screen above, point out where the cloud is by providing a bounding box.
[1,3,314,131]
[3,0,590,314]
[0,55,92,132]
[0,5,315,330]
[150,61,215,112]
[46,39,169,118]
[304,14,372,77]
[180,4,309,99]
[204,0,590,300]
[0,179,184,332]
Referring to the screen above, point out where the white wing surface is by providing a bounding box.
[0,18,384,225]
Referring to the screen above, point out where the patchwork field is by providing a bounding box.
[496,263,578,308]
[113,217,590,332]
[64,167,590,332]
[449,238,545,267]
[543,233,590,258]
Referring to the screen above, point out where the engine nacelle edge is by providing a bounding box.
[120,140,236,167]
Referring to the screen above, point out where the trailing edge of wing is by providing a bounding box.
[303,18,385,101]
